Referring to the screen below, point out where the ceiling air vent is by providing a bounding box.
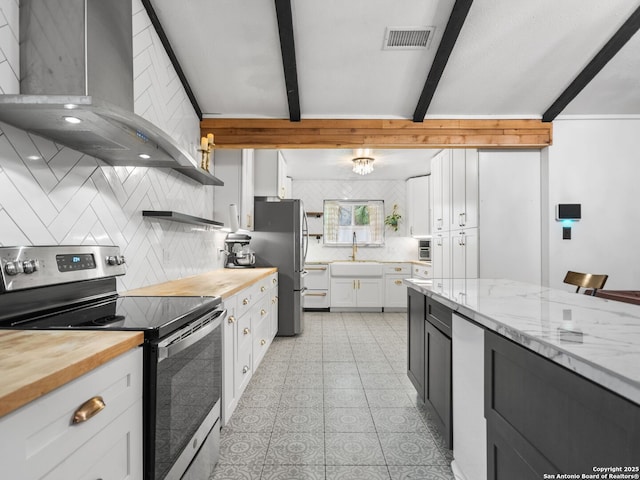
[383,27,434,50]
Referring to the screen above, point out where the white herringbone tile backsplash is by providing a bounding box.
[0,122,224,291]
[293,180,419,262]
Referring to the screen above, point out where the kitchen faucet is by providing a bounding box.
[350,231,358,261]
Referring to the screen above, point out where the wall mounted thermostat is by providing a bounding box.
[556,204,581,221]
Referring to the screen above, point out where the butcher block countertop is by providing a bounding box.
[123,267,278,299]
[0,330,143,418]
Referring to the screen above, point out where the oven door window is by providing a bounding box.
[150,312,222,480]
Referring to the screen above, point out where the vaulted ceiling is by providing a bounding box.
[145,0,640,179]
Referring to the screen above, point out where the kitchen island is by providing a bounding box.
[404,278,640,480]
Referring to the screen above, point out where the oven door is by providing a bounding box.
[145,308,225,480]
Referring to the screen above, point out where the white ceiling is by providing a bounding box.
[151,0,640,178]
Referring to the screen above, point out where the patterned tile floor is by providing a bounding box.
[211,311,455,480]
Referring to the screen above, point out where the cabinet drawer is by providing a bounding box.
[426,298,452,337]
[256,277,271,299]
[236,284,257,318]
[42,399,142,480]
[384,264,410,275]
[252,317,271,370]
[237,312,252,353]
[304,289,329,309]
[304,265,329,289]
[0,348,142,480]
[412,264,432,279]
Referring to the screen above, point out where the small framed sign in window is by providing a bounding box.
[323,200,385,246]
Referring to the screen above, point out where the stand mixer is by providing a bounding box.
[223,233,255,268]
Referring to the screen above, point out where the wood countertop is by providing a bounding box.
[123,267,278,299]
[0,330,143,418]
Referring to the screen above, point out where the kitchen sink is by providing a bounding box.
[331,261,383,277]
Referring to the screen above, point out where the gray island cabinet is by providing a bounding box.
[405,278,640,480]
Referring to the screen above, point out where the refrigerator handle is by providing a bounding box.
[302,208,309,263]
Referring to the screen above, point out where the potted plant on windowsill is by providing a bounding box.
[385,204,402,231]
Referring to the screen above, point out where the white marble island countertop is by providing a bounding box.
[404,278,640,405]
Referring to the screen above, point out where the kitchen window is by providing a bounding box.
[323,200,384,246]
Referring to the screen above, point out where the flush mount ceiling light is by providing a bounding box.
[352,148,375,175]
[63,116,81,124]
[138,153,151,160]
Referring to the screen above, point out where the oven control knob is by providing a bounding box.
[4,261,20,276]
[22,260,37,274]
[106,256,118,266]
[118,255,126,265]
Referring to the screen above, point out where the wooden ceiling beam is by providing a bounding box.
[201,118,552,149]
[274,0,301,122]
[412,0,474,122]
[542,4,640,122]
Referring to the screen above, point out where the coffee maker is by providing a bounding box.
[224,233,255,268]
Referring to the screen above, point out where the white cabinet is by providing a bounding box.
[330,277,383,309]
[304,264,330,309]
[213,149,255,230]
[450,149,479,230]
[451,228,479,279]
[431,150,450,233]
[430,148,479,280]
[0,348,143,480]
[383,263,411,310]
[406,176,430,237]
[222,272,278,424]
[254,150,289,199]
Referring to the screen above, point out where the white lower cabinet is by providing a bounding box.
[330,277,383,309]
[0,348,143,480]
[383,263,411,310]
[222,272,278,425]
[432,232,451,281]
[412,263,432,280]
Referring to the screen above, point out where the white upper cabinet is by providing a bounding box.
[406,175,430,237]
[431,150,451,233]
[213,149,255,230]
[450,149,479,230]
[254,150,289,199]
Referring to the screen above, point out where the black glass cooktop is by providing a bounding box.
[5,295,221,339]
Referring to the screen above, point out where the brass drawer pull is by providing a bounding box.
[260,339,266,346]
[72,396,105,424]
[243,327,250,335]
[306,266,327,271]
[228,315,236,324]
[272,278,277,284]
[242,365,249,374]
[395,267,402,272]
[261,286,266,292]
[395,280,403,285]
[261,309,267,316]
[242,298,249,305]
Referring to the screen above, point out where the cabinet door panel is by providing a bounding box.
[425,321,452,449]
[407,288,425,400]
[357,278,383,307]
[330,278,357,307]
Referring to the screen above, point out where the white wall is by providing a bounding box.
[292,179,418,262]
[479,150,541,284]
[544,118,640,290]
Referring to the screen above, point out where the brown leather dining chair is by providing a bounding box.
[563,271,608,296]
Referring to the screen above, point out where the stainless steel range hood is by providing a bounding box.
[0,0,216,183]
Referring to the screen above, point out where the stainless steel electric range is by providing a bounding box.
[0,245,225,480]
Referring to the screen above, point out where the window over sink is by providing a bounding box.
[323,200,385,246]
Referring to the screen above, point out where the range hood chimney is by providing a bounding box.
[0,0,204,174]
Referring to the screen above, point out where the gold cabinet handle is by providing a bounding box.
[260,339,266,346]
[72,396,105,424]
[306,292,327,297]
[246,213,252,228]
[395,280,402,285]
[228,315,236,324]
[272,278,277,284]
[242,365,249,374]
[271,298,276,304]
[261,309,267,316]
[395,267,402,272]
[305,266,327,271]
[243,327,250,335]
[261,286,266,292]
[242,298,249,305]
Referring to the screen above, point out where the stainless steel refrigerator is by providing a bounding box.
[252,199,308,335]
